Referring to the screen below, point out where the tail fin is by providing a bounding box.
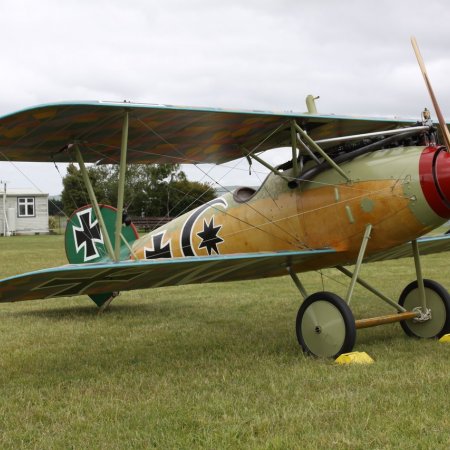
[65,204,139,306]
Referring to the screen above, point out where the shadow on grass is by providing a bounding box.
[356,322,405,344]
[4,307,301,375]
[3,301,184,320]
[6,305,98,319]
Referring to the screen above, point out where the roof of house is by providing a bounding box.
[2,188,48,197]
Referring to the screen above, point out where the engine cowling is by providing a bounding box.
[419,146,450,218]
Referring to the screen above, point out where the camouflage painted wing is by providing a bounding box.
[0,248,334,303]
[0,101,420,165]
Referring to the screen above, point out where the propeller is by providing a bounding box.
[411,36,450,151]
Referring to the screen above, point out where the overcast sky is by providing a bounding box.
[1,0,450,195]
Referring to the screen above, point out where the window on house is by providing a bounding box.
[18,197,35,217]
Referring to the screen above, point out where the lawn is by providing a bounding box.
[1,235,450,449]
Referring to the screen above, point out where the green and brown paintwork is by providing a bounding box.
[1,102,450,304]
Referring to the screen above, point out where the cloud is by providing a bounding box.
[1,0,450,193]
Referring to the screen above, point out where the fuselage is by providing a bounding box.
[131,145,450,273]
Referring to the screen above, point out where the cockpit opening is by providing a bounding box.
[233,186,257,203]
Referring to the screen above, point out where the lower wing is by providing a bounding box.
[3,234,449,304]
[0,249,334,303]
[365,234,450,263]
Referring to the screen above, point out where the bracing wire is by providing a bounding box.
[1,109,416,266]
[76,121,304,248]
[0,152,68,218]
[123,116,308,247]
[64,152,110,261]
[1,152,113,261]
[72,128,413,253]
[73,144,303,251]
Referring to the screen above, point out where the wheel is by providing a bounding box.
[399,279,450,338]
[296,291,356,358]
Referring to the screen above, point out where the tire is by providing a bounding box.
[399,279,450,338]
[296,291,356,358]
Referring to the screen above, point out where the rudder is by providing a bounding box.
[65,204,139,307]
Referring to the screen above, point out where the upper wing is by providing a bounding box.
[0,101,419,165]
[364,234,450,263]
[0,248,334,303]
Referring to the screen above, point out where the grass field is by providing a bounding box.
[1,235,450,449]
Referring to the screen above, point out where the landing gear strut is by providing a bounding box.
[290,232,450,357]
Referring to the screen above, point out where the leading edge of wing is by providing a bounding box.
[0,99,420,125]
[0,248,335,303]
[0,100,419,165]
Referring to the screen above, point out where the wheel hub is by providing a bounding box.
[412,306,432,323]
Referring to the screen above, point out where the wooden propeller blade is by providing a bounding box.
[411,36,450,150]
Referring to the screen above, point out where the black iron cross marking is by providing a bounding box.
[73,209,104,261]
[144,232,172,259]
[197,216,224,255]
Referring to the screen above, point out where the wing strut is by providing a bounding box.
[72,112,130,263]
[114,112,129,262]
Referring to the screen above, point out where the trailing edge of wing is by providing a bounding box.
[0,101,420,165]
[0,248,335,303]
[364,234,450,263]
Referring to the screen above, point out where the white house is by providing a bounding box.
[1,188,49,235]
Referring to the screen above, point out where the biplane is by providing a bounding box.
[1,38,450,358]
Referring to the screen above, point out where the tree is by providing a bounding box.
[61,163,216,218]
[61,163,108,216]
[48,197,64,216]
[167,178,216,216]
